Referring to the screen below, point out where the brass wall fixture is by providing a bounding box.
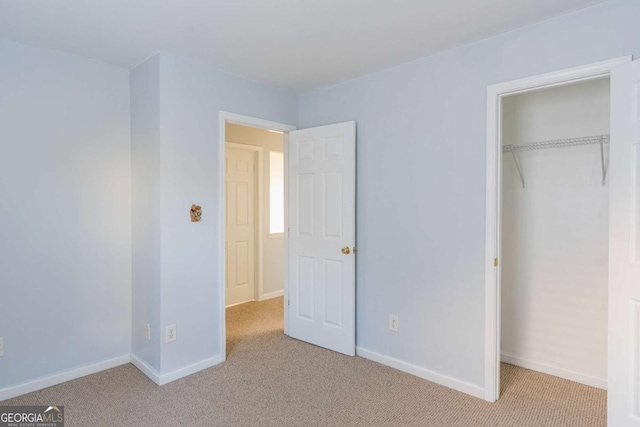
[190,205,202,222]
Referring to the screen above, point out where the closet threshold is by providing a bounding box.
[503,134,610,188]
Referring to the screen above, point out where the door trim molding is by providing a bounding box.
[226,142,263,305]
[218,112,296,362]
[483,56,631,403]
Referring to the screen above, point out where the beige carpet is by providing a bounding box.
[2,297,606,426]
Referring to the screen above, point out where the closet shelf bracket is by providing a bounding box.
[503,134,610,189]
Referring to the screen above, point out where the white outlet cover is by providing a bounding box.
[389,315,399,332]
[144,323,150,340]
[165,324,177,343]
[0,337,3,356]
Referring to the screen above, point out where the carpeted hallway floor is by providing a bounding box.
[2,296,606,426]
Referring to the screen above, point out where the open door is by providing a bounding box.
[609,59,640,426]
[225,145,257,306]
[288,121,356,356]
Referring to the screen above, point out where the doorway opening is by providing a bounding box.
[484,57,631,403]
[219,112,357,363]
[219,112,296,360]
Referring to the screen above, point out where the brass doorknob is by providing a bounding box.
[341,246,351,255]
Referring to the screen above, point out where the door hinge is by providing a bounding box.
[288,299,290,306]
[494,258,499,267]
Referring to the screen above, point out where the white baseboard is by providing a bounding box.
[129,354,161,385]
[1,352,224,402]
[130,353,223,386]
[356,347,484,399]
[226,300,254,308]
[0,354,130,402]
[501,352,607,390]
[259,290,284,301]
[158,355,222,385]
[226,290,284,307]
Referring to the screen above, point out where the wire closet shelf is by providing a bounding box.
[503,134,610,188]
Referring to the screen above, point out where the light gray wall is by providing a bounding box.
[0,40,131,388]
[501,79,610,385]
[129,53,297,374]
[159,53,297,373]
[131,55,162,371]
[297,0,640,388]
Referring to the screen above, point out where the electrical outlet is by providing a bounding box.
[144,323,150,340]
[389,315,399,332]
[0,337,4,356]
[165,324,177,343]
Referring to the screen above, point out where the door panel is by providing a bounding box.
[288,121,356,356]
[297,174,315,236]
[226,146,257,306]
[324,173,343,239]
[297,256,315,320]
[609,59,640,426]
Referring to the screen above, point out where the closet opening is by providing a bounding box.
[500,77,610,392]
[483,57,631,404]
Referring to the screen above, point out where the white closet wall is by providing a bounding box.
[501,78,610,388]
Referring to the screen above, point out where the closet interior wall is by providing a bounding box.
[500,78,610,388]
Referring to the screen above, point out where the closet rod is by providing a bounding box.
[503,134,610,188]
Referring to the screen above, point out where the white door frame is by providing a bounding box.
[218,111,297,362]
[483,56,631,403]
[225,142,262,306]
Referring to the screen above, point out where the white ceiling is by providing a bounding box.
[0,0,605,93]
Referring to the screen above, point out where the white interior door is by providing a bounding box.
[609,59,640,426]
[288,121,356,356]
[226,145,257,306]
